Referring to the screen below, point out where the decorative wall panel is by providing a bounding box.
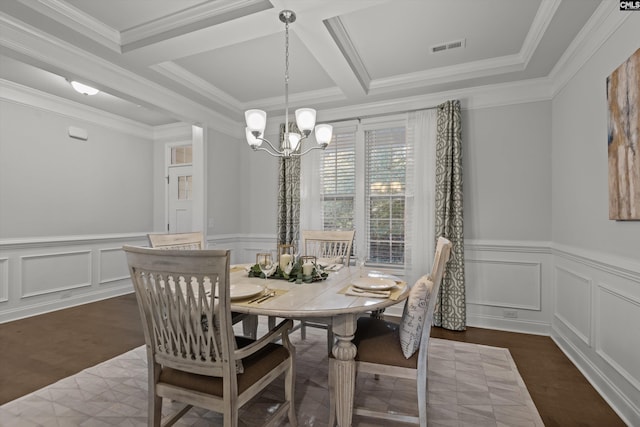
[466,258,541,310]
[0,258,8,303]
[596,283,640,391]
[21,251,91,298]
[99,248,130,285]
[554,265,592,345]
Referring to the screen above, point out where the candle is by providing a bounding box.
[302,261,314,276]
[279,254,291,271]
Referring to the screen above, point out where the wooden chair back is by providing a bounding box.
[123,245,298,426]
[329,236,452,427]
[301,230,355,265]
[147,232,204,250]
[125,245,232,375]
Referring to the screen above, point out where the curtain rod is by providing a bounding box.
[325,105,440,124]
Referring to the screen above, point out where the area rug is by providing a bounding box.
[0,323,544,426]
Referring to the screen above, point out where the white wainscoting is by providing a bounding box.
[551,244,640,427]
[464,240,553,335]
[2,233,637,424]
[0,233,148,323]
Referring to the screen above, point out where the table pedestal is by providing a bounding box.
[331,314,357,427]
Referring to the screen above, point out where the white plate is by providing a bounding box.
[351,277,397,291]
[230,283,264,300]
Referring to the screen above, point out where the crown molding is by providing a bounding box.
[0,79,153,139]
[339,0,560,95]
[0,13,240,137]
[16,0,121,52]
[17,0,271,54]
[519,0,562,69]
[121,0,272,52]
[151,62,242,114]
[324,16,370,93]
[369,53,526,94]
[248,86,345,112]
[316,77,555,123]
[153,122,194,143]
[549,0,631,96]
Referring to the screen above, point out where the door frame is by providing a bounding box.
[163,125,206,238]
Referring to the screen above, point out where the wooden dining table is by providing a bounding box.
[229,265,409,427]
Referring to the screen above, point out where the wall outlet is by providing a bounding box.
[503,310,518,319]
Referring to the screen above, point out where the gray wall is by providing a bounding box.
[0,100,154,238]
[463,101,552,241]
[205,126,245,235]
[552,16,640,257]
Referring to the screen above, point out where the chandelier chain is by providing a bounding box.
[284,17,290,140]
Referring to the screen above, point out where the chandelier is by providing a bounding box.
[244,10,332,158]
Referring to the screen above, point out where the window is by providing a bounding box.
[171,145,192,165]
[320,130,356,231]
[318,118,409,266]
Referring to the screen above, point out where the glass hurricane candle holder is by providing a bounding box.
[277,244,296,271]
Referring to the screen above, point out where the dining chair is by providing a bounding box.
[147,232,258,339]
[328,236,452,427]
[123,245,297,427]
[298,229,355,350]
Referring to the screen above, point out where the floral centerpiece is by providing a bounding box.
[248,258,328,283]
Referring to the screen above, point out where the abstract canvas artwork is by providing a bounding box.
[607,48,640,220]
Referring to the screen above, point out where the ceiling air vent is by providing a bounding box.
[431,38,466,53]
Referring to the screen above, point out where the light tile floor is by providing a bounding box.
[0,321,544,426]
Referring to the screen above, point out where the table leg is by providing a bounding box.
[330,314,357,427]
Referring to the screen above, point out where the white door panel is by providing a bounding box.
[168,165,193,233]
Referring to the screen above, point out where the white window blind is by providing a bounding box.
[320,129,356,231]
[365,126,408,264]
[317,119,409,267]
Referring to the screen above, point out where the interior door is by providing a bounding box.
[168,165,193,233]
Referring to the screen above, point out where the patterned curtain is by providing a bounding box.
[277,122,301,247]
[434,100,466,331]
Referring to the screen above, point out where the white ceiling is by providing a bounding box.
[0,0,604,129]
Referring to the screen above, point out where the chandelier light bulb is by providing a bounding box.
[288,132,301,152]
[245,127,263,148]
[314,124,333,146]
[245,109,267,134]
[295,108,316,134]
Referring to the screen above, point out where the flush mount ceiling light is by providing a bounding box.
[244,10,332,158]
[69,80,99,96]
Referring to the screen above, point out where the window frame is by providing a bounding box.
[308,115,408,269]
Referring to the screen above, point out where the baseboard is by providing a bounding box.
[551,326,639,427]
[467,313,551,336]
[0,284,133,324]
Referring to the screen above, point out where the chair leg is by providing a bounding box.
[150,393,162,427]
[286,356,298,427]
[268,316,276,330]
[242,315,258,339]
[300,321,306,340]
[327,359,336,427]
[417,368,428,427]
[326,328,334,353]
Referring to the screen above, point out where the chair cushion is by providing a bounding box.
[159,337,290,396]
[331,317,418,369]
[399,277,433,358]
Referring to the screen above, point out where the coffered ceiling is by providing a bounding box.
[0,0,605,131]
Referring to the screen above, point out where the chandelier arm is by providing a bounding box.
[255,136,283,154]
[292,143,328,157]
[252,146,284,158]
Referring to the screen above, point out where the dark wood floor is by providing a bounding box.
[0,294,627,426]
